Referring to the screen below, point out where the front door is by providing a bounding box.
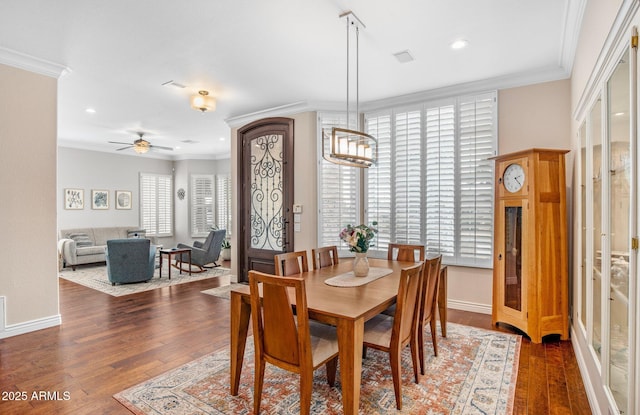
[237,117,294,283]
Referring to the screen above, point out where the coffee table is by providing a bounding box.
[158,248,191,279]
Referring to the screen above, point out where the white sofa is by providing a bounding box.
[58,226,147,270]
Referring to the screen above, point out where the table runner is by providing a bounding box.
[324,267,393,287]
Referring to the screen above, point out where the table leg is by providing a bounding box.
[230,292,251,396]
[438,265,448,337]
[187,250,192,276]
[337,317,364,415]
[168,253,173,279]
[159,253,164,278]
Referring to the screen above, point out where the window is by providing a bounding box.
[140,173,173,237]
[216,174,231,233]
[191,174,215,237]
[317,113,358,253]
[318,91,497,267]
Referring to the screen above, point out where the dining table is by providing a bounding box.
[229,257,448,415]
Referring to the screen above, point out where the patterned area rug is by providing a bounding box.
[59,264,230,297]
[114,323,520,414]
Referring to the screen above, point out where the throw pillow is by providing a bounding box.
[69,233,94,247]
[127,229,147,239]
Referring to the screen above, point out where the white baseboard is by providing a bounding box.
[570,325,601,415]
[447,299,492,315]
[0,302,61,339]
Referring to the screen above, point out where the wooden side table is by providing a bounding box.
[159,248,191,279]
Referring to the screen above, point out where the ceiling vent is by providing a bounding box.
[393,50,414,63]
[161,80,186,89]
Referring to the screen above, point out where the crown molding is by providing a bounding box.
[559,0,587,74]
[361,65,570,112]
[0,46,70,79]
[225,101,313,128]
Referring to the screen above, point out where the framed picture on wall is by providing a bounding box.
[115,190,132,209]
[64,188,84,210]
[91,189,109,209]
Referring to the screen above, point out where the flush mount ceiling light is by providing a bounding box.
[190,90,216,113]
[322,10,377,168]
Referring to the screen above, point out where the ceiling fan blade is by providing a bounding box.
[116,146,133,151]
[108,141,133,145]
[150,145,174,151]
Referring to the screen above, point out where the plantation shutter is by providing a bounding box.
[191,174,215,237]
[424,101,456,260]
[318,112,358,252]
[140,173,173,237]
[216,174,231,233]
[456,93,496,266]
[365,112,392,256]
[393,109,422,245]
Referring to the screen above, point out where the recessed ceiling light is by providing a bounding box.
[614,112,625,117]
[85,108,96,114]
[219,137,226,141]
[175,146,182,150]
[450,39,468,50]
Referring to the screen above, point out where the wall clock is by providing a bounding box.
[502,163,525,193]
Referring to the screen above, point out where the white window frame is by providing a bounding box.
[190,174,215,237]
[216,174,231,234]
[139,172,173,237]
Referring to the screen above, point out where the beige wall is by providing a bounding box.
[0,63,59,333]
[498,79,572,154]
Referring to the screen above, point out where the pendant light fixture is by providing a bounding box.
[322,10,377,168]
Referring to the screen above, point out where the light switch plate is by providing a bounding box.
[293,204,302,213]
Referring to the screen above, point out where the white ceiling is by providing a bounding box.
[0,0,584,160]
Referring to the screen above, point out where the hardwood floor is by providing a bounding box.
[0,265,591,414]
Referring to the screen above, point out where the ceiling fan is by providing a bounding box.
[108,132,173,154]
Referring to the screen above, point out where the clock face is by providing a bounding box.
[503,163,525,193]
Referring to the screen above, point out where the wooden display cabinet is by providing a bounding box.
[491,148,569,343]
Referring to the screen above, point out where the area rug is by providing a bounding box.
[59,264,230,297]
[201,282,246,300]
[114,323,520,414]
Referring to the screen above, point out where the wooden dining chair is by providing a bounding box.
[249,270,339,415]
[362,262,423,410]
[274,250,309,276]
[387,243,425,262]
[418,255,442,375]
[383,243,425,317]
[311,245,339,270]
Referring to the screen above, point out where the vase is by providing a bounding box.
[353,252,369,277]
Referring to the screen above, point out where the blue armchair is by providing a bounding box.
[105,239,156,285]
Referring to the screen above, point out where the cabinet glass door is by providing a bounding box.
[580,123,587,329]
[591,98,603,361]
[503,206,522,311]
[606,48,630,414]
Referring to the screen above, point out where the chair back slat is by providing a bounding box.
[388,243,425,263]
[420,255,442,322]
[274,251,309,276]
[312,246,339,269]
[392,262,424,345]
[249,271,310,368]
